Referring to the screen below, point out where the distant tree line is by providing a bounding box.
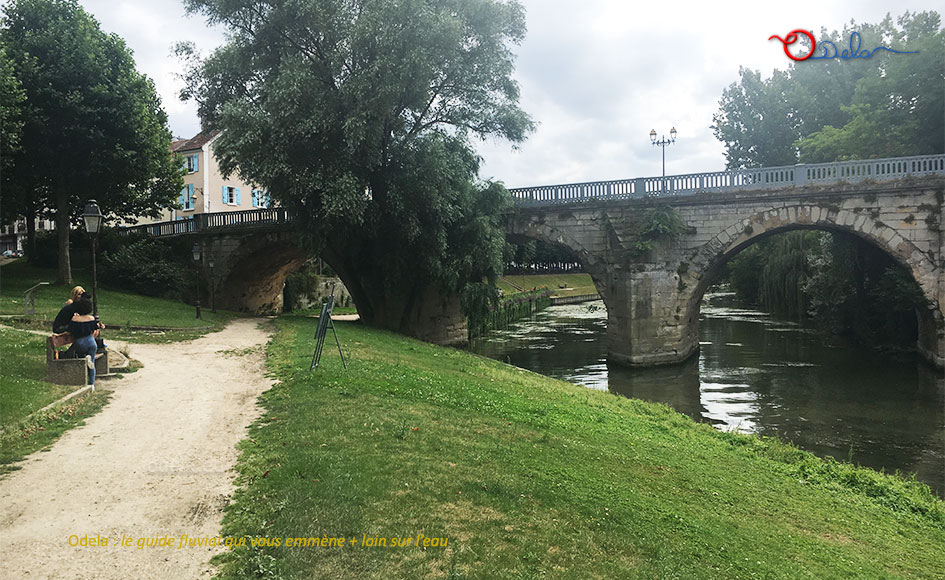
[504,239,584,274]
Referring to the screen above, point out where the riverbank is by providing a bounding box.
[499,273,597,299]
[212,315,944,579]
[468,294,945,496]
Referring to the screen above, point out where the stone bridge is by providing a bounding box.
[507,155,945,368]
[124,209,309,313]
[125,154,945,367]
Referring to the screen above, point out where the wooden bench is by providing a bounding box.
[46,333,108,385]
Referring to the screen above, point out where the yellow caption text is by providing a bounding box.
[67,533,449,550]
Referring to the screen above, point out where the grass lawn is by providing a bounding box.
[499,274,597,298]
[0,326,110,474]
[212,316,944,579]
[0,260,239,342]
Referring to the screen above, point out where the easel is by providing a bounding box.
[310,285,348,370]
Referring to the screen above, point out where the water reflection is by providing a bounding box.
[469,292,945,496]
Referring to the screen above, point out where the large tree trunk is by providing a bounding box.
[55,189,71,285]
[24,203,36,259]
[323,246,468,346]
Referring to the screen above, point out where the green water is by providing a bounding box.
[469,291,945,496]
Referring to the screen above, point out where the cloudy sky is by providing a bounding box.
[76,0,939,188]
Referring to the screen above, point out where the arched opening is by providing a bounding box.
[501,229,611,320]
[682,219,942,368]
[214,236,309,314]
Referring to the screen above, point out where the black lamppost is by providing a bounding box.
[208,255,216,313]
[191,242,202,320]
[81,200,103,316]
[649,127,677,194]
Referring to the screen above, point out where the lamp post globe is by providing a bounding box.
[82,200,103,234]
[649,127,678,194]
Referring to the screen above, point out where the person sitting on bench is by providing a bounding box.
[52,286,87,334]
[68,298,105,387]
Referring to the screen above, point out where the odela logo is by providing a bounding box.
[769,30,919,61]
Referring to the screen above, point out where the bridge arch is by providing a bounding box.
[677,203,944,366]
[204,232,309,314]
[504,214,612,307]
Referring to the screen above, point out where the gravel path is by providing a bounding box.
[0,318,274,579]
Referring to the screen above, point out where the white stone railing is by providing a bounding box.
[509,154,945,206]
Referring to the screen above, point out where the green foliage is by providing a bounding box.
[713,12,944,168]
[725,232,817,318]
[0,0,183,281]
[631,204,688,255]
[467,286,551,338]
[504,239,582,272]
[759,232,818,319]
[180,0,533,336]
[282,263,321,313]
[100,236,188,299]
[0,46,23,177]
[712,68,800,168]
[725,232,927,346]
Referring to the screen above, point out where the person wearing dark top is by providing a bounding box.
[52,301,79,334]
[52,289,90,334]
[68,299,104,388]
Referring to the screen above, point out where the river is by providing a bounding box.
[468,290,945,496]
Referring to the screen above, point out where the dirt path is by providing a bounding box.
[0,318,274,579]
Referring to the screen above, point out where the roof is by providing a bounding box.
[170,131,221,153]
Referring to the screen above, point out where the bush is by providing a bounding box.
[100,234,189,298]
[283,261,321,312]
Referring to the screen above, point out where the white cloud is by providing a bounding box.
[76,0,940,186]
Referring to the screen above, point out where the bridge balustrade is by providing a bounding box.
[509,153,945,206]
[119,154,945,236]
[120,207,292,237]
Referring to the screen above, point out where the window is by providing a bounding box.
[251,189,269,208]
[182,153,199,174]
[223,186,241,206]
[180,184,195,210]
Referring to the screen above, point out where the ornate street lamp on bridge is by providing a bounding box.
[650,127,677,194]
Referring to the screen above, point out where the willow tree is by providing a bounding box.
[181,0,533,342]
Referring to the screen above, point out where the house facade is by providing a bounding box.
[0,217,56,253]
[162,131,269,221]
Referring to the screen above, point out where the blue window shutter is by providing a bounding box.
[236,187,242,205]
[179,186,186,208]
[188,184,195,209]
[265,192,270,208]
[193,154,198,172]
[251,189,257,207]
[223,186,228,204]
